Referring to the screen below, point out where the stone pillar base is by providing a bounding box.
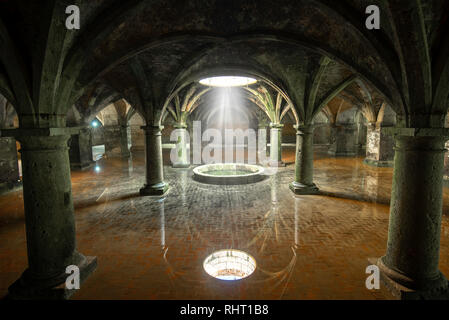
[363,159,393,168]
[70,160,95,171]
[328,150,356,157]
[105,150,130,159]
[0,180,22,194]
[443,178,449,189]
[8,256,97,300]
[0,136,21,192]
[269,160,286,168]
[140,182,169,196]
[369,257,449,300]
[121,151,131,159]
[172,163,190,169]
[289,182,319,195]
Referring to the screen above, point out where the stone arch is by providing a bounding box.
[67,0,404,118]
[160,65,300,127]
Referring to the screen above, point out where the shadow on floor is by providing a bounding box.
[74,192,141,211]
[317,189,391,206]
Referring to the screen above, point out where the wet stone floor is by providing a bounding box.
[1,148,449,299]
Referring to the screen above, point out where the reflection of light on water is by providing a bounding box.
[262,167,278,176]
[158,197,166,249]
[203,250,256,281]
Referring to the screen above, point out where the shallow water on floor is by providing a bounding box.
[1,149,449,299]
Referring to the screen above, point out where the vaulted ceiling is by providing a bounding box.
[0,0,448,128]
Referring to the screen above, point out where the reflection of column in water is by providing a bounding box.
[366,174,378,201]
[353,158,361,180]
[158,197,166,249]
[294,197,299,247]
[270,175,278,205]
[127,155,134,175]
[257,127,269,165]
[270,175,280,242]
[180,170,188,207]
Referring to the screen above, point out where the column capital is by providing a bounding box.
[19,114,67,129]
[19,135,72,152]
[141,125,164,135]
[294,124,314,134]
[74,125,93,136]
[393,135,447,154]
[1,127,82,138]
[173,123,188,129]
[367,122,378,129]
[269,123,284,129]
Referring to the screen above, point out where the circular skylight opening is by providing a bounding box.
[199,76,257,87]
[203,249,256,281]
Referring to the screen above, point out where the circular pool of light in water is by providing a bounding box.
[203,250,256,281]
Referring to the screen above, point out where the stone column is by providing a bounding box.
[328,124,357,156]
[443,140,449,181]
[377,134,448,299]
[269,123,285,167]
[0,136,20,192]
[119,125,131,158]
[7,133,96,299]
[140,125,169,196]
[364,123,394,167]
[69,127,95,170]
[290,125,319,195]
[104,125,121,157]
[172,124,190,168]
[257,123,269,165]
[355,121,367,152]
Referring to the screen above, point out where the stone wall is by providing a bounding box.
[282,123,296,144]
[313,124,332,145]
[103,125,129,157]
[92,125,131,157]
[355,122,367,149]
[162,125,176,144]
[328,124,357,156]
[69,128,95,170]
[92,127,105,146]
[0,137,20,191]
[129,112,145,151]
[444,141,449,180]
[130,126,145,151]
[279,111,297,144]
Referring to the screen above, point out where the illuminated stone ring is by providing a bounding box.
[203,249,256,281]
[193,163,265,185]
